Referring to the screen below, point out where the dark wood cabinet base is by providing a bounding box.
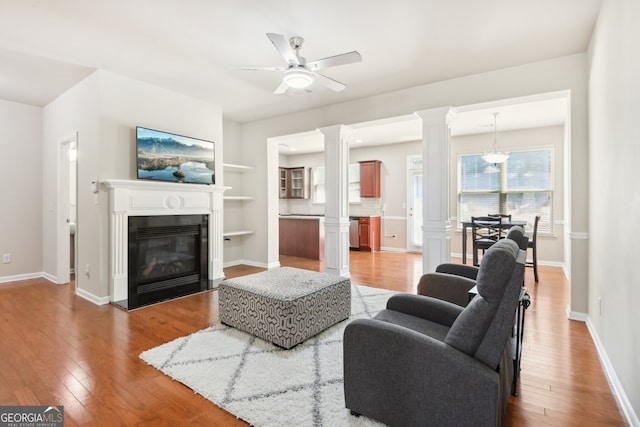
[279,217,324,260]
[358,216,380,251]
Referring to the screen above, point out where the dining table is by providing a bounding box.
[461,220,527,265]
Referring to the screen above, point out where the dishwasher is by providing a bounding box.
[349,217,360,249]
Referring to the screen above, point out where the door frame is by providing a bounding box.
[406,154,423,253]
[56,133,78,285]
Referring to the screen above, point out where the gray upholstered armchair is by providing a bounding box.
[417,226,528,307]
[417,263,478,307]
[343,237,527,427]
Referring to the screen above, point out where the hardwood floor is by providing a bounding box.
[0,252,627,426]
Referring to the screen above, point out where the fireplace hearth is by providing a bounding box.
[117,214,208,310]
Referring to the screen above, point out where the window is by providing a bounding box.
[313,166,326,203]
[312,164,361,204]
[458,149,553,234]
[348,163,361,203]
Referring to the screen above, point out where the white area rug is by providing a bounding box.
[140,284,393,427]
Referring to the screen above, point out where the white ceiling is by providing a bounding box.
[0,0,599,141]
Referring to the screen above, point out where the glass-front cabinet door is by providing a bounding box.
[279,167,288,198]
[289,167,305,199]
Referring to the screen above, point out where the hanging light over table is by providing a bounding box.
[481,112,510,164]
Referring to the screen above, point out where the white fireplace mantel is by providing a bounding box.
[102,179,228,304]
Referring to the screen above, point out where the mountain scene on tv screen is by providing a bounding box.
[137,135,215,184]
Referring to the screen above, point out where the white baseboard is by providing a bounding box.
[223,259,279,269]
[75,287,110,305]
[0,271,70,285]
[0,272,109,306]
[451,253,565,268]
[570,310,639,426]
[0,271,44,284]
[567,309,588,322]
[42,272,65,284]
[379,246,407,253]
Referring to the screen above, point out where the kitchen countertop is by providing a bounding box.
[280,215,324,220]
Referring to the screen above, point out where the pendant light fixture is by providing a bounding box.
[481,112,509,164]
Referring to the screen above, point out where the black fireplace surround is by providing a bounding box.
[124,214,208,310]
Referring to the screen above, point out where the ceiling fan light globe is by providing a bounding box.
[283,69,314,89]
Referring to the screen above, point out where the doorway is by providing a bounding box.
[57,134,77,284]
[407,155,423,253]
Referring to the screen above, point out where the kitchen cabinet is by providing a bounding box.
[279,216,324,260]
[279,167,309,199]
[357,216,381,252]
[289,167,307,198]
[359,160,381,198]
[279,168,288,198]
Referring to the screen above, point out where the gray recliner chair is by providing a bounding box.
[343,237,527,427]
[417,226,528,307]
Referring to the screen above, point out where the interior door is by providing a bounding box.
[57,134,77,284]
[407,155,423,252]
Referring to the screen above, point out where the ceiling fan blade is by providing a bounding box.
[240,65,287,71]
[314,73,346,92]
[273,80,289,94]
[307,51,362,71]
[266,33,300,65]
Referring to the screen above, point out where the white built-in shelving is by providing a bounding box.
[223,163,255,238]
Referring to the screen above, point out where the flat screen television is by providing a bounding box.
[136,126,215,185]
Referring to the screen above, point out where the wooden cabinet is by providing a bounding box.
[359,160,381,198]
[279,168,288,198]
[288,167,307,198]
[358,216,380,251]
[279,167,308,199]
[279,217,324,260]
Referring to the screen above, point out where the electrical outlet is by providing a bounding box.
[2,253,10,263]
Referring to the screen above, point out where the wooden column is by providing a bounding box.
[415,107,456,274]
[319,125,352,277]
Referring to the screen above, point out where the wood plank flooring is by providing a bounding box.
[0,251,627,426]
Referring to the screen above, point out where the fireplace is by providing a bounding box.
[122,214,208,310]
[103,179,226,311]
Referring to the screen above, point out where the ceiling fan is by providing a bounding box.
[241,33,362,94]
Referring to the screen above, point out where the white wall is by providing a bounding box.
[0,100,43,281]
[43,70,223,300]
[588,0,640,422]
[42,73,100,291]
[240,55,588,305]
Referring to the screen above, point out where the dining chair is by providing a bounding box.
[526,215,540,282]
[488,213,512,223]
[471,216,503,266]
[488,213,512,238]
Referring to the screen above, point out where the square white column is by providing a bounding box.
[319,125,352,277]
[415,107,456,274]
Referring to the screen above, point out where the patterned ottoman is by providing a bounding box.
[218,267,351,349]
